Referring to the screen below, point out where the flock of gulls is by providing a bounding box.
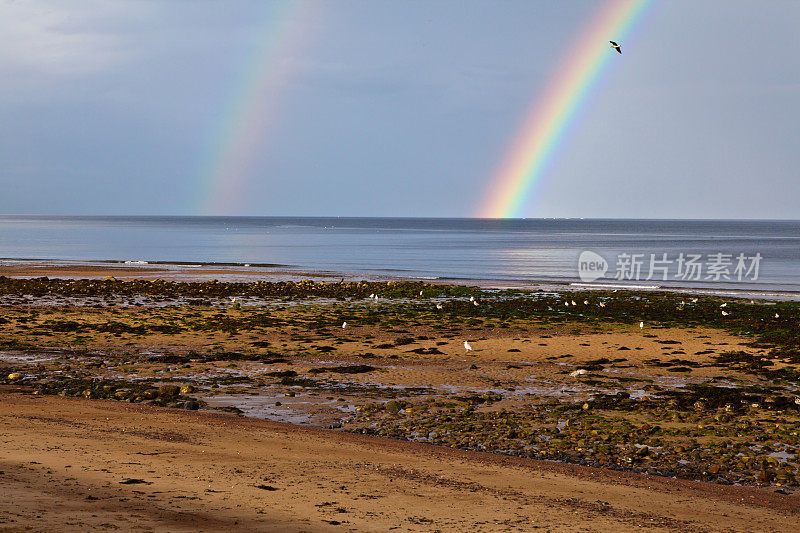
[326,290,780,356]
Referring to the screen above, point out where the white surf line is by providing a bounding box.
[570,283,661,290]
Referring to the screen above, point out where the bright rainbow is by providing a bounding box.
[477,0,652,218]
[197,1,316,215]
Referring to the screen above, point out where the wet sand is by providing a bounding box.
[1,391,798,532]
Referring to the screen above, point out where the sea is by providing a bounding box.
[0,216,798,295]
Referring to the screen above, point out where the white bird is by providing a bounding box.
[230,296,238,303]
[464,341,473,352]
[750,300,755,304]
[583,300,589,305]
[469,296,474,302]
[419,291,423,296]
[720,303,727,308]
[598,302,606,308]
[775,313,780,318]
[639,321,644,329]
[342,321,347,328]
[571,300,577,306]
[436,303,443,310]
[473,300,479,307]
[721,311,729,316]
[690,298,698,303]
[565,301,570,307]
[369,293,375,299]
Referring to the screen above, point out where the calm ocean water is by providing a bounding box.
[0,216,798,293]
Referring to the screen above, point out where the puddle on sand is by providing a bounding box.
[202,391,357,427]
[0,351,59,364]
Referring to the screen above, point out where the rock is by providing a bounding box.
[141,389,159,400]
[179,385,195,394]
[159,385,180,397]
[385,400,400,414]
[570,369,588,377]
[184,400,199,410]
[6,373,21,381]
[757,469,774,483]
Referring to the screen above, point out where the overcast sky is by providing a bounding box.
[0,1,798,218]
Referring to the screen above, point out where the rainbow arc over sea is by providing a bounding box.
[477,0,652,219]
[197,1,316,215]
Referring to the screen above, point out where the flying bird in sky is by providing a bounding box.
[610,40,622,54]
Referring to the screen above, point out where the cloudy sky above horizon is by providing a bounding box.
[1,1,798,218]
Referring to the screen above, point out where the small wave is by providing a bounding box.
[124,260,149,265]
[571,283,661,290]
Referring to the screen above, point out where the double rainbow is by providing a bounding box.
[477,0,653,218]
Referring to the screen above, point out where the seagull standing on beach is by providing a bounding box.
[610,40,622,54]
[464,341,473,352]
[639,321,644,329]
[342,321,347,329]
[436,303,443,310]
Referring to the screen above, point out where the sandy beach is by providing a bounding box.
[1,269,799,531]
[2,391,798,532]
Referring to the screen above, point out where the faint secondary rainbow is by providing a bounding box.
[197,1,315,215]
[477,0,652,218]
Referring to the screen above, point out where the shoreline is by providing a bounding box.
[2,258,799,301]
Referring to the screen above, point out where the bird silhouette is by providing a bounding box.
[610,41,622,54]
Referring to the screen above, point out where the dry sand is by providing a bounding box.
[1,390,797,532]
